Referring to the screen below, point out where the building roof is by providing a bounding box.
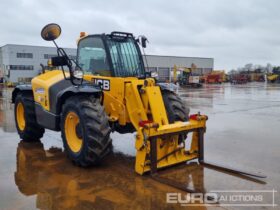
[146,54,213,60]
[0,44,76,50]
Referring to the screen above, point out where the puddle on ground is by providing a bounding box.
[0,83,279,210]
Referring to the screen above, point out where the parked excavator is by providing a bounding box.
[12,23,266,195]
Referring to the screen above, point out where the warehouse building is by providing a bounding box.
[0,44,213,83]
[0,44,76,83]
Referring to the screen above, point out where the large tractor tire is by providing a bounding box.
[162,90,190,143]
[14,92,45,142]
[61,95,112,167]
[162,90,190,123]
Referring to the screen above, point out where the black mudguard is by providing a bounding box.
[37,82,102,131]
[157,82,178,93]
[55,84,102,114]
[12,85,33,103]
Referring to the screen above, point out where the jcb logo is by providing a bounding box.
[92,79,110,91]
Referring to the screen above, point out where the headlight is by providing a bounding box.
[73,70,83,79]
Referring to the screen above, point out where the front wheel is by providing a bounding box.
[162,90,189,123]
[162,90,190,143]
[61,95,112,167]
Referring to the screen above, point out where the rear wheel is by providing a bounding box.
[61,95,112,167]
[14,92,45,142]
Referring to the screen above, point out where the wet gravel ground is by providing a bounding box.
[0,82,279,210]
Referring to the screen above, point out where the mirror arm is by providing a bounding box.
[53,40,59,49]
[56,47,83,86]
[55,47,76,85]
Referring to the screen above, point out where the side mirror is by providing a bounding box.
[141,36,148,48]
[50,56,68,66]
[41,23,61,41]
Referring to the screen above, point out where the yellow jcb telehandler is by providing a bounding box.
[12,24,265,194]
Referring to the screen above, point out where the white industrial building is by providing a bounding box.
[0,44,213,83]
[0,44,76,83]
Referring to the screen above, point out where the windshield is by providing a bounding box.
[107,37,145,77]
[78,37,111,76]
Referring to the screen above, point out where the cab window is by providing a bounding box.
[78,37,111,76]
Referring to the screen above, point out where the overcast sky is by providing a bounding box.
[0,0,280,70]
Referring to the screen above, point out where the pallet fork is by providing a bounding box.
[128,79,266,195]
[147,117,266,194]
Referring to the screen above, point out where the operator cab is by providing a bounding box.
[77,32,146,78]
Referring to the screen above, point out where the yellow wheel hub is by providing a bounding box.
[16,102,26,131]
[65,111,83,153]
